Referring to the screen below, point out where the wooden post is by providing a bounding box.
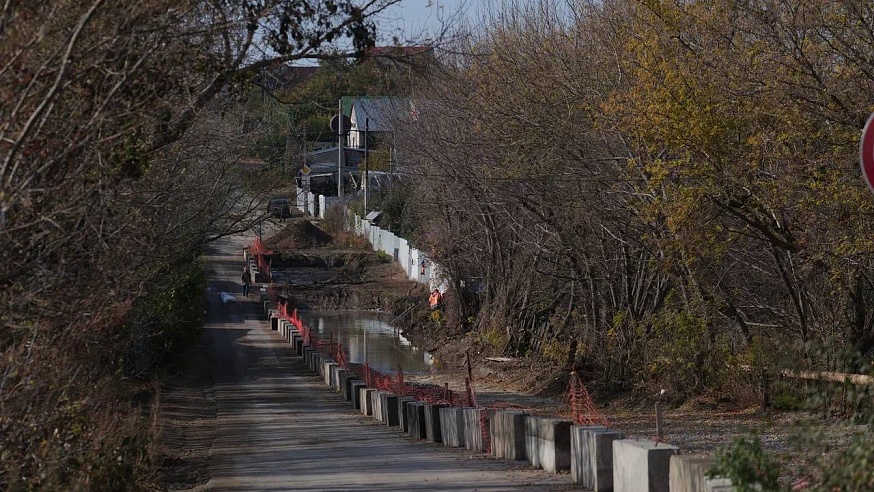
[466,350,473,382]
[655,402,664,441]
[465,350,475,407]
[397,364,405,395]
[761,368,771,409]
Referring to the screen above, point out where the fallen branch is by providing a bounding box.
[780,369,874,386]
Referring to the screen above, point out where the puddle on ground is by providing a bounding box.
[299,311,439,374]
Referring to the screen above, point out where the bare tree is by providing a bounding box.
[0,0,409,488]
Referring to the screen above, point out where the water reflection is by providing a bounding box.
[299,311,436,374]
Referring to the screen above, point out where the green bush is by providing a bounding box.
[123,259,207,375]
[770,383,804,411]
[816,430,874,491]
[709,435,781,492]
[641,300,729,396]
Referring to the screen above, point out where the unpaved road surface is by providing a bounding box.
[158,233,574,491]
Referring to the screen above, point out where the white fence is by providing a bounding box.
[295,190,443,291]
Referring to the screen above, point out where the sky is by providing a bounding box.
[375,0,478,44]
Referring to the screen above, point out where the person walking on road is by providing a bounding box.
[241,267,251,297]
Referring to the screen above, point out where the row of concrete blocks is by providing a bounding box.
[270,313,735,492]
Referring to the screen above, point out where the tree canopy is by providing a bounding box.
[397,0,874,399]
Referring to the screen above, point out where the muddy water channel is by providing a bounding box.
[299,311,437,374]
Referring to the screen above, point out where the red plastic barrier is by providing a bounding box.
[280,297,594,424]
[250,237,272,281]
[565,371,608,426]
[335,343,349,371]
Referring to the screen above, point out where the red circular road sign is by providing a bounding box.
[861,112,874,193]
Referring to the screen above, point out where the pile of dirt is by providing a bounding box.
[264,219,333,250]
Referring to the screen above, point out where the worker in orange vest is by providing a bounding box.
[429,289,443,310]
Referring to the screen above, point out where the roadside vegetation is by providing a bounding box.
[0,1,402,489]
[376,1,874,488]
[396,0,874,407]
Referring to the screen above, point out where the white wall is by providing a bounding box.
[296,203,446,291]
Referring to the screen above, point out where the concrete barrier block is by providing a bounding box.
[592,430,624,491]
[424,403,447,443]
[301,346,311,364]
[591,429,622,491]
[293,337,303,355]
[407,402,427,439]
[377,392,388,422]
[397,397,415,432]
[525,416,544,468]
[537,418,573,473]
[670,454,717,492]
[439,407,465,447]
[463,408,490,453]
[383,394,401,427]
[328,365,340,390]
[334,369,346,392]
[360,388,376,416]
[403,400,417,436]
[704,477,735,492]
[571,427,619,490]
[316,355,330,377]
[351,382,367,410]
[343,375,361,401]
[372,391,386,421]
[569,425,607,484]
[490,410,527,460]
[613,439,678,492]
[323,361,338,386]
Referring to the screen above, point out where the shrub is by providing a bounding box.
[709,435,781,492]
[816,430,874,491]
[321,204,347,235]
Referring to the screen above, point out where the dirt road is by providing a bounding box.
[158,233,574,491]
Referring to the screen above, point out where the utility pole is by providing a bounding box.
[337,99,344,199]
[364,117,369,213]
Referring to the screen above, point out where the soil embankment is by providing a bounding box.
[263,218,425,313]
